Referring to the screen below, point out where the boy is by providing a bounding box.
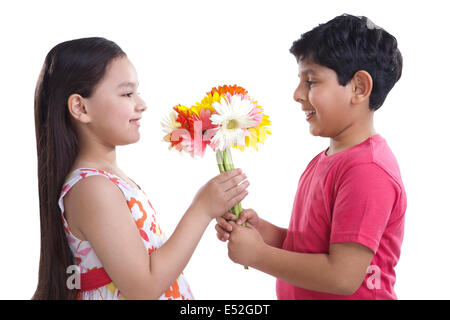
[215,14,406,299]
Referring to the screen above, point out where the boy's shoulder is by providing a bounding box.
[318,134,404,188]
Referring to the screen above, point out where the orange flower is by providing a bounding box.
[208,85,248,97]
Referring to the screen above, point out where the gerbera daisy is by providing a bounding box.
[161,110,181,144]
[210,94,262,151]
[189,108,218,157]
[208,85,248,97]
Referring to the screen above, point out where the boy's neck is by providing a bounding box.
[327,125,377,156]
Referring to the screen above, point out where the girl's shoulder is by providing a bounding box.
[63,169,121,198]
[59,168,139,226]
[62,168,137,197]
[59,168,140,241]
[61,171,127,241]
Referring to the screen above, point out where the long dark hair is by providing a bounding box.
[33,37,125,299]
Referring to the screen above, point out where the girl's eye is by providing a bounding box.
[123,92,133,97]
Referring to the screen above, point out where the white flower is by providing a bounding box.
[161,111,181,142]
[161,111,181,144]
[210,95,260,151]
[161,111,180,134]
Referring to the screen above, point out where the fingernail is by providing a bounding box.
[237,219,242,225]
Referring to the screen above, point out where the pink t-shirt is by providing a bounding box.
[276,134,406,300]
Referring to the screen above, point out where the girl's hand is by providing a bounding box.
[215,208,260,242]
[192,168,249,220]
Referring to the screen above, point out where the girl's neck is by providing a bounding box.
[70,145,140,191]
[73,141,119,172]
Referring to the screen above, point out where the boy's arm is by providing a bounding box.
[228,224,374,295]
[254,218,287,248]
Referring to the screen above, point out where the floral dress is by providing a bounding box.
[58,168,194,300]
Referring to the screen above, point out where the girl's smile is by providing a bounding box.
[130,118,141,127]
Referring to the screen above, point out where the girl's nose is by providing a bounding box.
[139,103,148,112]
[136,95,148,112]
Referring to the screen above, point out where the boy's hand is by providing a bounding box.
[227,222,265,267]
[215,209,260,242]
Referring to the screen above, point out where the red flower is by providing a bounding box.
[171,105,217,157]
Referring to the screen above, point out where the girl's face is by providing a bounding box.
[293,60,355,138]
[83,56,147,146]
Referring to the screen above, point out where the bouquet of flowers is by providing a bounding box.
[162,84,271,223]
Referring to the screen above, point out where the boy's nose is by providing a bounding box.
[293,84,307,104]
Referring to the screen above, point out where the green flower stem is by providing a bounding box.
[223,149,238,216]
[224,148,244,220]
[216,149,248,270]
[216,150,235,215]
[216,150,225,173]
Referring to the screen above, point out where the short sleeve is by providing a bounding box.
[330,163,399,254]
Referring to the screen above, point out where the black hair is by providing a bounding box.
[33,37,126,299]
[290,14,402,111]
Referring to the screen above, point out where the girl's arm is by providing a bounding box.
[66,169,248,299]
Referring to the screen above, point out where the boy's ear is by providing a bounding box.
[351,70,373,105]
[67,94,91,123]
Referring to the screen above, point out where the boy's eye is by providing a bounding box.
[306,80,317,87]
[123,92,133,97]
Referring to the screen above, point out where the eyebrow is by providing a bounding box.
[298,69,317,77]
[117,81,139,88]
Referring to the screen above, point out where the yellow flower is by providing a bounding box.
[234,104,271,151]
[190,92,220,116]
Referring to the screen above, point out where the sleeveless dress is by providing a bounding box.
[58,168,194,300]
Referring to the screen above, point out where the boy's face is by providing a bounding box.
[294,60,355,138]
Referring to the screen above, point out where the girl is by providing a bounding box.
[32,37,249,300]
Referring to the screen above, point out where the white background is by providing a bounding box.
[0,0,448,300]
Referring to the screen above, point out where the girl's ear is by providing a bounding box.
[67,94,90,123]
[351,70,373,105]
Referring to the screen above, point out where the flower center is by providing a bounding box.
[226,119,239,130]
